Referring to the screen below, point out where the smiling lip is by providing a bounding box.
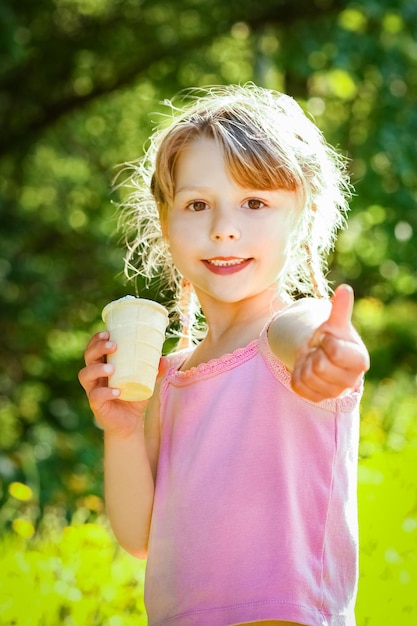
[202,257,252,275]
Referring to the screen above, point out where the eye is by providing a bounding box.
[187,200,209,212]
[243,198,266,210]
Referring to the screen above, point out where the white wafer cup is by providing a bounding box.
[102,296,169,401]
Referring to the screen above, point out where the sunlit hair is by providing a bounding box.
[118,83,351,338]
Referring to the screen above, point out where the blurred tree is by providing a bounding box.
[0,0,416,524]
[1,0,349,156]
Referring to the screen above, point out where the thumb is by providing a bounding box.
[325,284,354,336]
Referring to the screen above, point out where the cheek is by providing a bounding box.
[166,213,201,243]
[259,219,296,270]
[166,222,184,245]
[277,211,301,246]
[263,213,295,243]
[164,220,196,265]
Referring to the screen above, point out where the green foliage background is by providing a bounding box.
[0,0,416,624]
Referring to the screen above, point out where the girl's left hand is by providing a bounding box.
[291,285,370,403]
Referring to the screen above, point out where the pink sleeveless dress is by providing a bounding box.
[144,323,361,626]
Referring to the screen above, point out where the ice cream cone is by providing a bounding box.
[102,296,169,401]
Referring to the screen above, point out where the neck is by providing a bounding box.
[179,288,289,371]
[193,287,287,351]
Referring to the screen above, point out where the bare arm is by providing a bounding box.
[78,331,161,558]
[268,285,370,402]
[103,389,160,558]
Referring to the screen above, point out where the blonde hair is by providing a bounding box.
[118,83,351,337]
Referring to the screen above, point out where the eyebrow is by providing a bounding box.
[175,185,278,196]
[175,185,213,195]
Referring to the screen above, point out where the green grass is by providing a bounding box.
[0,523,147,626]
[356,447,417,625]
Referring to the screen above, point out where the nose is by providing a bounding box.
[210,209,241,241]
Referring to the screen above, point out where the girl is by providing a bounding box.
[79,84,369,626]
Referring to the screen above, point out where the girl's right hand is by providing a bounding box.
[78,330,148,436]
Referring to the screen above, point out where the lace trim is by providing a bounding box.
[165,340,259,386]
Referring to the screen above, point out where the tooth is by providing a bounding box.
[209,259,244,267]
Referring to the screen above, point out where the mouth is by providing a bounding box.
[202,257,252,275]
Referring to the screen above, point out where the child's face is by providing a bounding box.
[164,136,301,311]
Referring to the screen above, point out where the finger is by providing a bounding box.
[78,362,114,393]
[88,385,121,416]
[291,381,340,404]
[291,367,349,402]
[319,334,370,373]
[85,330,109,351]
[326,284,354,336]
[292,362,361,402]
[292,348,359,400]
[84,337,117,366]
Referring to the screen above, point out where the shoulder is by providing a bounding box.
[269,297,332,330]
[159,347,194,375]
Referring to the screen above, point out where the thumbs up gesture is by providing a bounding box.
[291,285,370,402]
